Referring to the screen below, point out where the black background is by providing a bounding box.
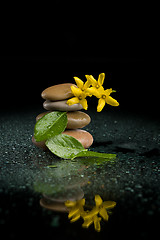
[0,55,157,119]
[0,4,159,240]
[1,1,157,119]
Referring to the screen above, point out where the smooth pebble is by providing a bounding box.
[43,100,83,111]
[32,129,93,150]
[41,83,76,101]
[62,129,93,149]
[67,111,91,129]
[32,136,48,151]
[36,111,91,129]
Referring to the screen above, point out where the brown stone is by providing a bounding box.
[40,198,68,212]
[32,128,93,150]
[36,111,91,129]
[41,83,76,101]
[43,100,83,111]
[32,136,48,151]
[36,111,51,121]
[62,129,93,149]
[67,111,91,129]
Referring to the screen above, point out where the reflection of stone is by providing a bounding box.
[34,160,88,213]
[40,198,68,212]
[43,186,84,202]
[39,185,84,213]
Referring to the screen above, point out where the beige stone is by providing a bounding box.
[36,111,91,129]
[32,136,48,151]
[40,198,68,212]
[43,100,83,111]
[41,83,76,101]
[62,129,93,149]
[67,111,91,129]
[36,111,51,122]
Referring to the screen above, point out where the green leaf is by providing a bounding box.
[71,150,116,160]
[34,111,67,142]
[46,134,87,159]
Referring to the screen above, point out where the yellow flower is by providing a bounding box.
[89,86,119,112]
[85,73,105,92]
[65,198,85,223]
[67,86,88,110]
[82,195,116,231]
[67,76,92,110]
[73,76,91,91]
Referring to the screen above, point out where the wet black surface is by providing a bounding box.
[0,106,160,239]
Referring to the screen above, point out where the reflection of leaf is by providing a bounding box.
[74,156,116,166]
[34,111,67,142]
[71,151,116,160]
[34,181,62,195]
[33,161,86,196]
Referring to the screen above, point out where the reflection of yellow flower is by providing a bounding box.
[82,214,102,232]
[65,198,85,222]
[89,86,119,112]
[67,86,88,110]
[82,195,116,231]
[65,195,116,232]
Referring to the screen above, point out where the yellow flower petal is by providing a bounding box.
[98,86,105,96]
[84,81,91,90]
[85,75,97,87]
[93,216,101,232]
[86,87,101,98]
[65,200,76,208]
[95,195,103,206]
[105,88,113,95]
[68,207,79,219]
[73,77,84,89]
[98,73,105,86]
[103,201,116,209]
[80,98,88,110]
[97,98,106,112]
[71,86,82,97]
[106,96,119,106]
[70,213,81,222]
[82,218,93,228]
[99,207,109,221]
[78,198,85,206]
[83,207,99,220]
[67,97,79,106]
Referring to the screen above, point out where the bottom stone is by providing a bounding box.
[62,129,93,149]
[32,129,93,151]
[32,136,48,151]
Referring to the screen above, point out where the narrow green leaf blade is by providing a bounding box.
[34,111,67,142]
[46,134,87,159]
[71,150,116,160]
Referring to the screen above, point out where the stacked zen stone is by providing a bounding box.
[32,83,93,151]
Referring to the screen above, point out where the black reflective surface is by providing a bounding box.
[1,106,160,239]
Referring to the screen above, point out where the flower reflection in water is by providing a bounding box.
[34,158,117,232]
[40,193,116,232]
[65,195,116,232]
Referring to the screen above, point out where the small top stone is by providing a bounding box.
[41,83,76,101]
